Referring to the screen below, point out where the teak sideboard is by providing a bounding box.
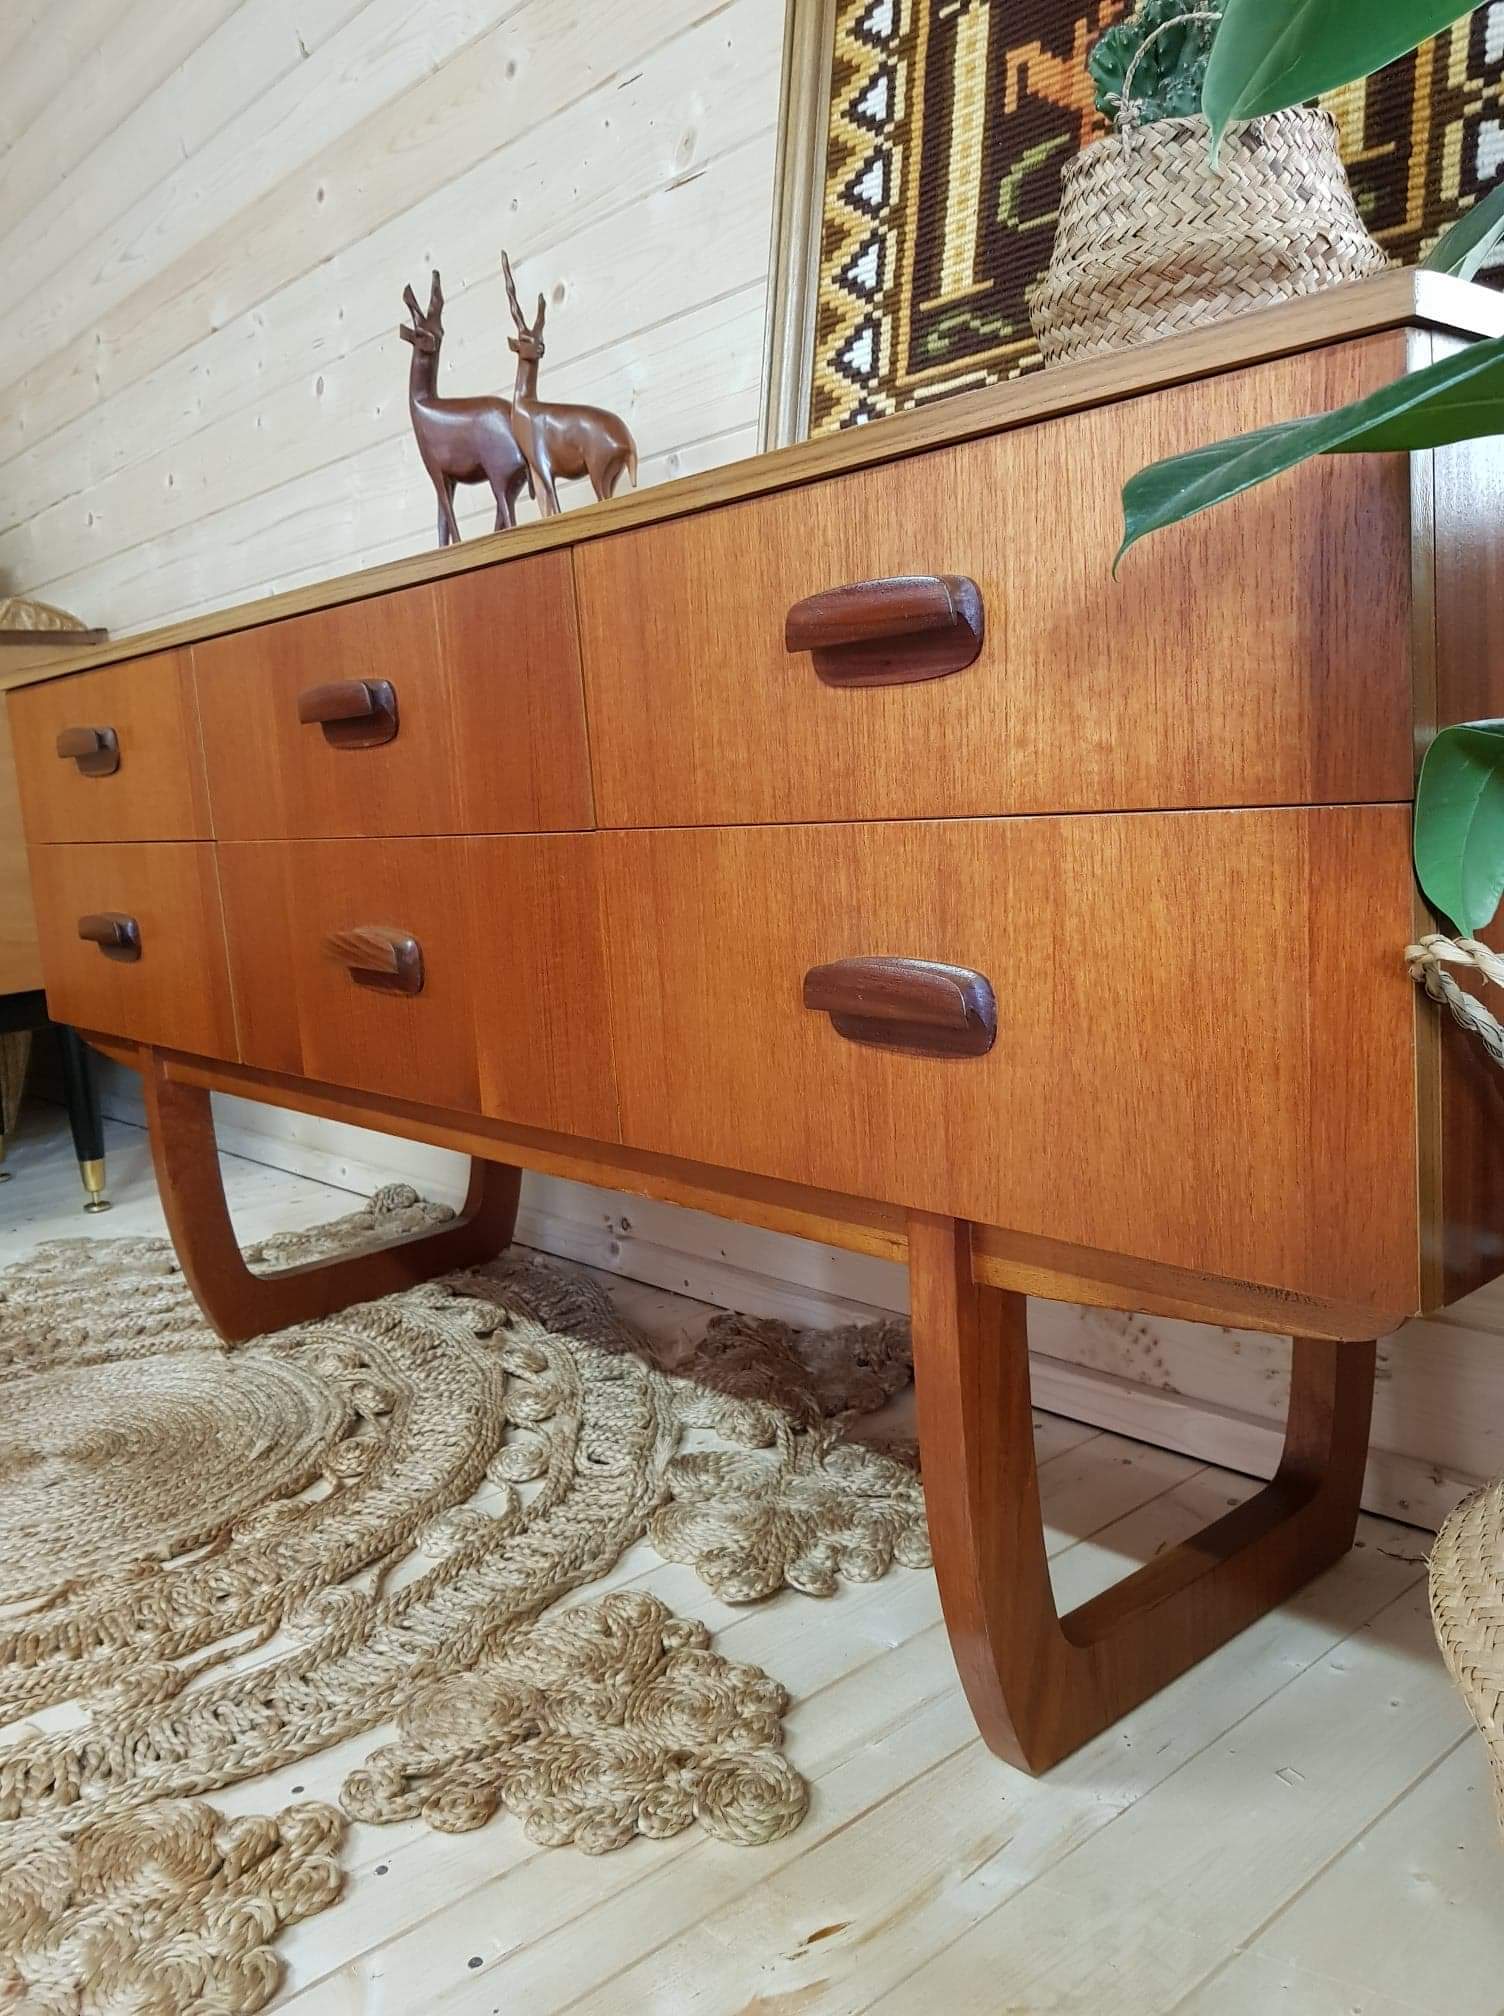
[10,269,1504,1773]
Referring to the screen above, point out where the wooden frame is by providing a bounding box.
[908,1213,1377,1772]
[126,1036,1380,1769]
[141,1051,520,1342]
[760,0,837,451]
[97,1039,1395,1344]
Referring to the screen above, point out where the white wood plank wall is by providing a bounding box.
[0,0,777,622]
[7,1,1501,1529]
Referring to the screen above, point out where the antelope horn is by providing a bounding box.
[428,269,443,316]
[403,284,422,322]
[500,250,525,331]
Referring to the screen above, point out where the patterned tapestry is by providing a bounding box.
[812,0,1504,432]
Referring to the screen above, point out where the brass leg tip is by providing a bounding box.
[80,1157,111,1213]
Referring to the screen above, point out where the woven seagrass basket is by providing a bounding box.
[1431,1479,1504,1838]
[1029,105,1388,368]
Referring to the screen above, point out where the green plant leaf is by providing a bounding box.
[1202,0,1473,154]
[1415,722,1504,935]
[1116,331,1504,569]
[1422,178,1504,281]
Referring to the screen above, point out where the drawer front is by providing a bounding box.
[603,808,1419,1316]
[8,651,210,843]
[30,842,236,1056]
[577,336,1413,826]
[194,554,593,839]
[0,710,41,993]
[219,836,618,1137]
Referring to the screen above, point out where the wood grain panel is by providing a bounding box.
[603,808,1421,1323]
[0,710,41,993]
[2,126,774,598]
[6,649,209,843]
[461,833,619,1143]
[579,337,1415,825]
[218,835,617,1137]
[0,0,769,476]
[193,555,592,838]
[29,840,235,1055]
[1424,381,1504,1306]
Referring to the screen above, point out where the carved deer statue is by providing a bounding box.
[400,270,531,546]
[500,251,638,515]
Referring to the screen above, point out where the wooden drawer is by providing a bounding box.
[219,836,618,1137]
[603,808,1420,1319]
[577,336,1414,827]
[0,709,40,993]
[29,842,236,1056]
[7,650,210,843]
[194,554,593,839]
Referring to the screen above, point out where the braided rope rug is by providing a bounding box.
[0,1187,926,2012]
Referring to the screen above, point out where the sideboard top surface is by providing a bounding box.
[7,266,1501,695]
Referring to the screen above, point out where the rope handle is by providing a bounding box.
[1407,933,1504,1072]
[1116,8,1225,135]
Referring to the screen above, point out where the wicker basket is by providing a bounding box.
[1431,1479,1504,1839]
[1029,106,1387,368]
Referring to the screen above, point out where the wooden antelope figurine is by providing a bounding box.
[400,270,531,546]
[500,251,638,515]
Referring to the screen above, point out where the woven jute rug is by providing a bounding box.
[0,1187,927,2011]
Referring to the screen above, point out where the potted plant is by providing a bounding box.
[1028,0,1385,366]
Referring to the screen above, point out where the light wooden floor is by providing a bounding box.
[4,1101,1501,2016]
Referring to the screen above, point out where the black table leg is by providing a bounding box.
[57,1027,110,1213]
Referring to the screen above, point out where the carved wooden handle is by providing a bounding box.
[785,575,984,687]
[56,725,121,776]
[324,925,424,995]
[803,956,997,1058]
[297,678,399,748]
[77,912,142,961]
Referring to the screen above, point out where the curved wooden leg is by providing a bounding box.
[908,1212,1376,1773]
[143,1051,521,1343]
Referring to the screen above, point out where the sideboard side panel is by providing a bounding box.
[1429,395,1504,1307]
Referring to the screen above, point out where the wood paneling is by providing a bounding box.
[6,649,210,843]
[0,0,784,629]
[0,711,41,994]
[193,557,592,838]
[603,808,1421,1322]
[579,337,1415,824]
[1,123,775,601]
[29,839,235,1055]
[219,835,618,1137]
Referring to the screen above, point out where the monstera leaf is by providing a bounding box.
[1202,0,1475,152]
[1116,332,1504,568]
[1415,722,1504,937]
